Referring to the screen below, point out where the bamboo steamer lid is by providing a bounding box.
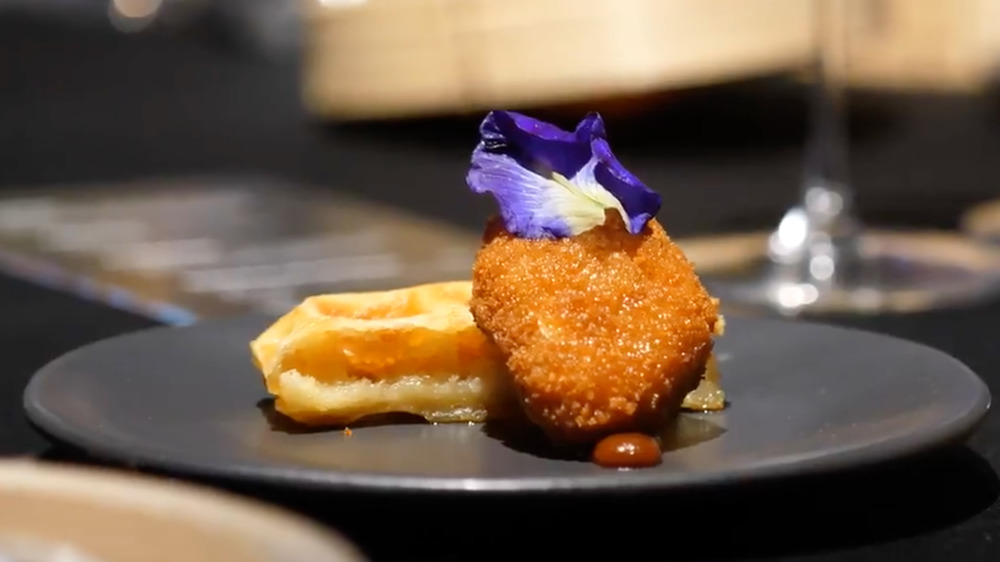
[300,0,814,121]
[0,460,367,562]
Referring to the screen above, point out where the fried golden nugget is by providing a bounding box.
[470,211,721,445]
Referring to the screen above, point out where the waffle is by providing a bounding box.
[249,281,518,426]
[250,281,724,427]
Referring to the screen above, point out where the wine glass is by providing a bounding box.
[682,0,1000,315]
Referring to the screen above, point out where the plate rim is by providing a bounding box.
[23,315,993,495]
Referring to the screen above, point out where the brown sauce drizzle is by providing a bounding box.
[591,432,662,469]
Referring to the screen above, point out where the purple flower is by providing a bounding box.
[466,110,661,239]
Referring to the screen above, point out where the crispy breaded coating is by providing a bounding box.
[470,211,720,445]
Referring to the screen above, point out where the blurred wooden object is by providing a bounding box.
[0,460,367,562]
[299,0,1000,121]
[300,0,814,121]
[847,0,1000,92]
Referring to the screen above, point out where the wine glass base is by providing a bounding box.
[677,230,1000,315]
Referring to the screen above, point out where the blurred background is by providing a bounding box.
[1,0,1000,322]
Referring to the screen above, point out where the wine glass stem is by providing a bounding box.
[769,0,862,280]
[806,0,853,216]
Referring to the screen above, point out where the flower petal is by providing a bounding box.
[467,147,610,239]
[569,157,630,227]
[479,111,593,179]
[468,110,661,238]
[590,137,662,233]
[573,111,607,141]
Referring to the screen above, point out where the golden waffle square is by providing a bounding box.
[250,281,518,426]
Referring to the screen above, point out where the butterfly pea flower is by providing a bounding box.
[466,110,661,239]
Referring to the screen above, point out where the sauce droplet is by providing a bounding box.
[591,433,662,469]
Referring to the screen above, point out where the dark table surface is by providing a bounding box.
[3,11,1000,562]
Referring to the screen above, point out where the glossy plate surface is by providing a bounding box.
[24,315,991,494]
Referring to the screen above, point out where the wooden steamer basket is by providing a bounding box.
[0,460,367,562]
[299,0,814,121]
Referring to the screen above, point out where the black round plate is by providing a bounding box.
[23,315,991,494]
